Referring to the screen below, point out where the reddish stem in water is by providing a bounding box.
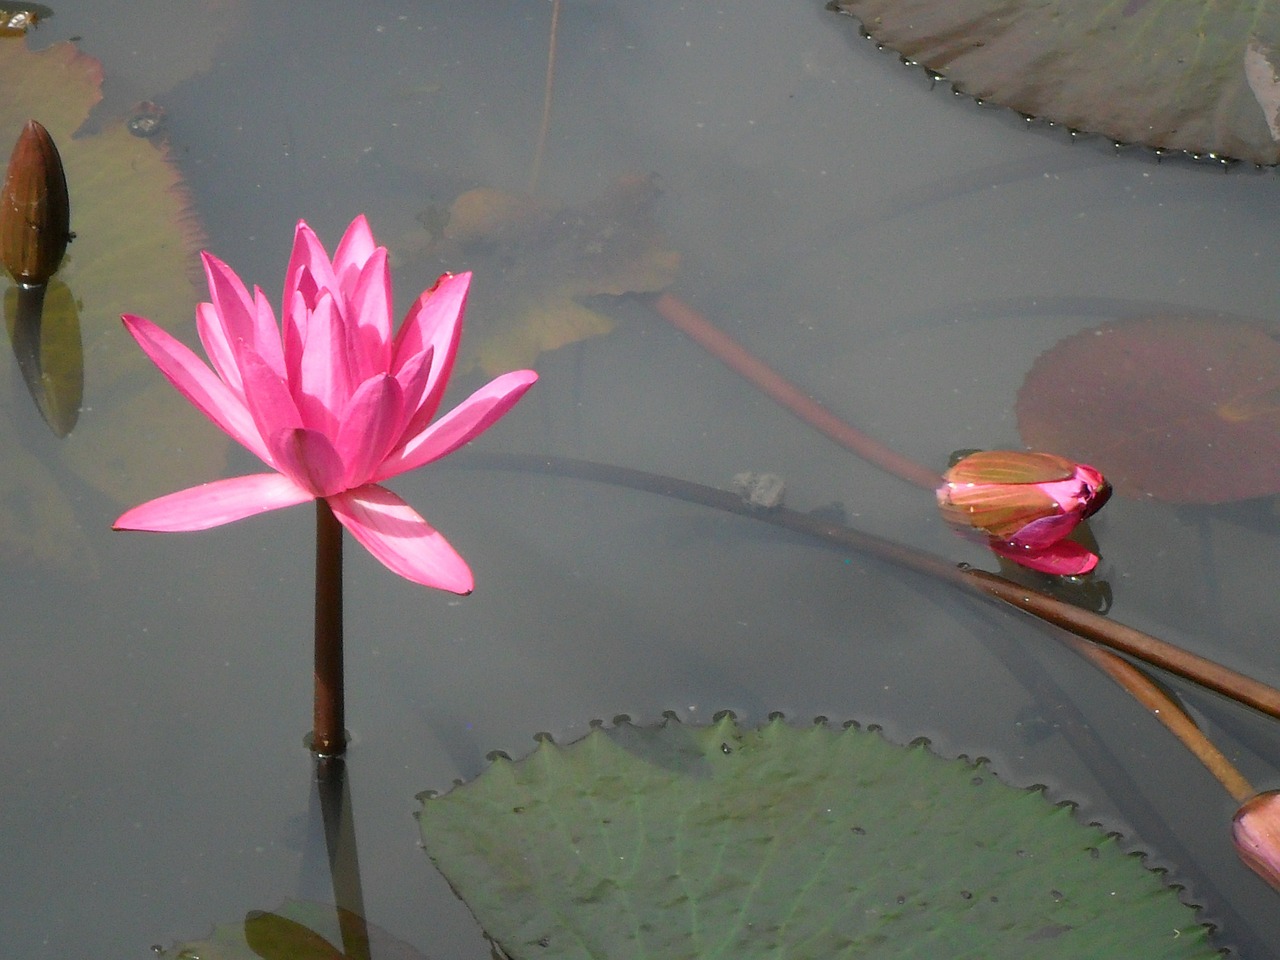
[529,0,561,196]
[313,498,346,757]
[466,451,1280,725]
[959,568,1280,722]
[458,451,1275,801]
[645,293,1271,789]
[1064,635,1255,802]
[650,291,942,490]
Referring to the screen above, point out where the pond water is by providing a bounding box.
[5,1,1280,956]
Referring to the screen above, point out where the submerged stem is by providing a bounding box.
[1064,636,1255,801]
[458,451,1280,728]
[314,757,371,960]
[313,498,346,757]
[643,292,1264,795]
[649,292,942,491]
[529,0,561,196]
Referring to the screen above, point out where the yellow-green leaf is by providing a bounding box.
[0,39,226,576]
[415,175,681,376]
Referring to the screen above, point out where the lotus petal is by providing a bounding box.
[990,537,1100,576]
[328,485,472,593]
[114,473,313,532]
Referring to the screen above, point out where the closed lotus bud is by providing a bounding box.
[1233,791,1280,890]
[1,119,71,285]
[936,450,1111,576]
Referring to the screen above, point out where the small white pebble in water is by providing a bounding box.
[730,471,786,509]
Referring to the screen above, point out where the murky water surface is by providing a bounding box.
[4,1,1280,956]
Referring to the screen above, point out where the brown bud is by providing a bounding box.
[1,119,71,285]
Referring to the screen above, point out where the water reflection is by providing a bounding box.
[4,280,83,436]
[173,758,399,960]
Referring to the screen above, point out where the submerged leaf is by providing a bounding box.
[419,715,1217,959]
[0,39,225,574]
[1017,316,1280,503]
[244,911,346,960]
[834,0,1280,164]
[419,173,680,374]
[0,437,97,579]
[171,901,427,960]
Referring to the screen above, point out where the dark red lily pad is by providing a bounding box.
[834,0,1280,164]
[1016,316,1280,503]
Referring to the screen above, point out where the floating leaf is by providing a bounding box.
[1017,316,1280,503]
[0,39,225,575]
[418,173,680,375]
[418,715,1217,959]
[834,0,1280,164]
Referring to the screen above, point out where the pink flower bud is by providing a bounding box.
[1233,791,1280,890]
[936,450,1111,576]
[1,119,71,285]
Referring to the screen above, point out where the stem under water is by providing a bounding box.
[314,756,370,960]
[457,451,1272,799]
[650,292,942,490]
[642,293,1264,796]
[1064,636,1255,802]
[528,0,561,196]
[313,499,346,757]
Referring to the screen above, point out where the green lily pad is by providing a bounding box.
[833,0,1280,164]
[418,715,1218,959]
[0,38,226,576]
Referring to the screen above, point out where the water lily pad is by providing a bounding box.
[417,174,680,374]
[1017,316,1280,503]
[0,38,225,575]
[834,0,1280,164]
[418,715,1217,959]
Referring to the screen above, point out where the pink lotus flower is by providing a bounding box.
[936,450,1110,576]
[1233,791,1280,890]
[114,215,537,593]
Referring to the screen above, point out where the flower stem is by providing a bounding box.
[649,292,942,491]
[1063,635,1255,802]
[313,498,346,757]
[528,0,561,196]
[643,294,1267,795]
[458,452,1280,725]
